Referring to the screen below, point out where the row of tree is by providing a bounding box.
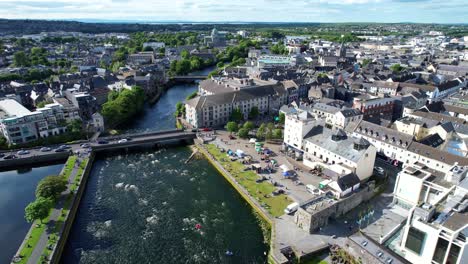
[226,121,283,140]
[101,86,146,128]
[25,175,68,224]
[169,52,214,76]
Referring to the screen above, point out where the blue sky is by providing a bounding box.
[0,0,466,23]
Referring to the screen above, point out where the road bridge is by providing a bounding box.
[0,129,196,170]
[171,75,208,82]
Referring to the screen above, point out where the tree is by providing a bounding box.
[174,101,185,117]
[25,197,53,223]
[361,58,372,67]
[265,130,273,140]
[256,123,266,139]
[35,175,68,200]
[390,64,405,73]
[238,128,249,139]
[267,122,275,131]
[230,108,243,122]
[272,129,283,139]
[0,136,7,147]
[67,119,83,134]
[175,59,191,75]
[279,112,285,125]
[101,86,146,127]
[249,107,259,120]
[13,51,29,67]
[226,121,238,134]
[181,50,190,60]
[186,91,198,100]
[243,121,255,131]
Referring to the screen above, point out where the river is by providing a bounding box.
[62,67,269,263]
[0,163,64,264]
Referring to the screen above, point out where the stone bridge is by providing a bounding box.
[0,129,196,170]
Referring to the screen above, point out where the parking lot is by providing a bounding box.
[213,131,326,204]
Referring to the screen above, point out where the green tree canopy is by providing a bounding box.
[279,113,286,125]
[35,175,68,200]
[256,123,266,139]
[272,129,283,139]
[249,107,259,120]
[25,197,53,223]
[230,108,243,122]
[226,121,238,133]
[238,128,249,139]
[390,64,405,73]
[67,119,83,134]
[243,121,255,131]
[101,86,146,127]
[186,91,198,100]
[13,51,29,67]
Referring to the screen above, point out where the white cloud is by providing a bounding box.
[0,0,465,23]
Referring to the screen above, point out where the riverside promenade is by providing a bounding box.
[195,141,290,264]
[11,153,92,264]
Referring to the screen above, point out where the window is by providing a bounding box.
[405,227,426,255]
[447,244,461,264]
[432,238,449,263]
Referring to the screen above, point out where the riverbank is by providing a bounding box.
[12,153,94,264]
[195,141,290,264]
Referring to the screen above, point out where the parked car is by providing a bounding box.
[374,166,385,175]
[4,154,17,159]
[54,148,66,153]
[17,150,29,155]
[59,144,71,149]
[40,147,51,152]
[201,128,212,132]
[97,140,109,144]
[118,139,128,144]
[80,143,91,148]
[284,202,299,215]
[0,153,5,158]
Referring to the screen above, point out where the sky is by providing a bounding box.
[0,0,466,24]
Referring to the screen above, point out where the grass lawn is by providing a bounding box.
[17,155,82,263]
[62,155,77,180]
[206,144,291,217]
[16,212,52,264]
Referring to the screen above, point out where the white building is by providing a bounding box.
[142,42,165,50]
[394,164,468,264]
[283,108,376,181]
[0,99,73,144]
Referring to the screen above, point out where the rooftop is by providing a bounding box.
[0,99,32,118]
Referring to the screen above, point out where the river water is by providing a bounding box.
[0,163,64,264]
[62,67,269,264]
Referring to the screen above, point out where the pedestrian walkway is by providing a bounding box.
[26,157,83,264]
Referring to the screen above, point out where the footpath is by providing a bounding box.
[13,155,87,264]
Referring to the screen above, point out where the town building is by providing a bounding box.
[393,164,468,264]
[0,99,75,144]
[185,85,287,128]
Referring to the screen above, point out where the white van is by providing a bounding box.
[306,184,318,194]
[284,202,299,215]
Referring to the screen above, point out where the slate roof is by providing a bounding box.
[186,84,286,110]
[408,142,468,166]
[418,134,445,148]
[337,173,361,191]
[438,79,462,92]
[349,120,414,148]
[304,123,370,163]
[411,111,466,125]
